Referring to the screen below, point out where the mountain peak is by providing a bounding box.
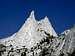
[43,16,51,25]
[18,10,36,34]
[28,10,35,21]
[44,16,49,21]
[0,10,58,49]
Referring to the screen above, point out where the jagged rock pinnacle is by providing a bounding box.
[43,16,52,26]
[28,10,36,21]
[18,10,36,34]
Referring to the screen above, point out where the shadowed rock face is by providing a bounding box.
[0,11,75,56]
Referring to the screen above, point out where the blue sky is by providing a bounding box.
[0,0,75,38]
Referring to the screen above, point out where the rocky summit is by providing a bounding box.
[0,11,75,56]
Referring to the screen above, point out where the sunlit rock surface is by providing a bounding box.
[0,11,75,56]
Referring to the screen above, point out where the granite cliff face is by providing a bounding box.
[0,11,75,56]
